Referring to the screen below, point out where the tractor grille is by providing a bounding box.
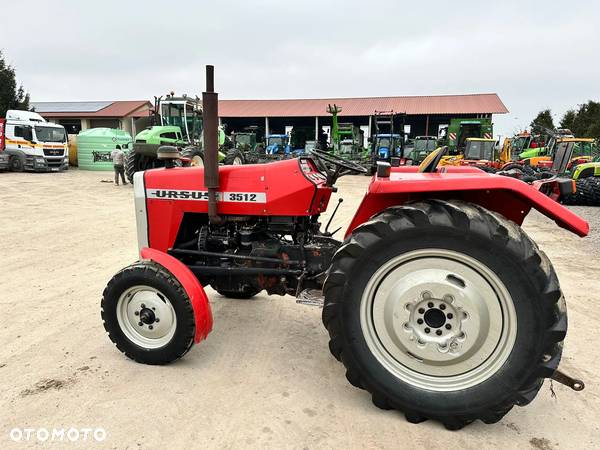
[43,148,64,156]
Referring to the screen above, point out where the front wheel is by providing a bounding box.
[101,261,196,364]
[323,200,566,429]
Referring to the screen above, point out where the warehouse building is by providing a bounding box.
[219,93,508,141]
[30,101,152,136]
[30,94,507,142]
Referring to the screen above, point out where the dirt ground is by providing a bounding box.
[1,168,599,449]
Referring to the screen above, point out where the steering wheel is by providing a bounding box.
[310,149,368,174]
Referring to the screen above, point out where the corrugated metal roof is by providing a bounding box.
[32,101,152,118]
[218,93,508,117]
[31,101,112,113]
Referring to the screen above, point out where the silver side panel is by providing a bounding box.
[133,172,149,251]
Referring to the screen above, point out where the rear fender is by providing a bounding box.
[345,174,589,239]
[140,247,212,343]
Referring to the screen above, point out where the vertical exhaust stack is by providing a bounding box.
[203,65,221,224]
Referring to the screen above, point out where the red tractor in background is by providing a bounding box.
[102,66,588,430]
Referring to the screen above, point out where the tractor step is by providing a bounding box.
[296,289,324,307]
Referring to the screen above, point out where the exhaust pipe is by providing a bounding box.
[203,65,221,224]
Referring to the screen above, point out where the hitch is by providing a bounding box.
[551,368,585,391]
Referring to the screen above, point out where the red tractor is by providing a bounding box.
[102,67,588,430]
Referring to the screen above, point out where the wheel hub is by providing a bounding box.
[116,286,177,349]
[139,308,156,325]
[361,249,517,391]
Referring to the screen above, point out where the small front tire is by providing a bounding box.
[101,261,196,365]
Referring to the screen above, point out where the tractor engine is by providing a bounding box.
[170,214,340,296]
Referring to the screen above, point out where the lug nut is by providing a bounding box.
[445,324,452,330]
[436,330,442,336]
[149,325,153,330]
[447,313,453,319]
[417,319,423,325]
[152,307,156,311]
[134,311,139,316]
[138,322,143,326]
[155,318,160,323]
[440,304,446,310]
[424,328,430,334]
[427,302,434,308]
[418,308,425,314]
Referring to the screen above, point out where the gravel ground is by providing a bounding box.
[0,169,599,449]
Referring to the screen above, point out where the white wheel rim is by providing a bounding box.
[191,155,204,167]
[233,156,243,165]
[116,286,177,349]
[360,249,517,391]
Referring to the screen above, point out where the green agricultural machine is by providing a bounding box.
[518,128,573,161]
[223,127,265,165]
[440,118,493,155]
[405,136,438,164]
[126,94,225,182]
[326,104,369,169]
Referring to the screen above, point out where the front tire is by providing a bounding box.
[101,261,196,365]
[322,200,566,429]
[9,155,24,172]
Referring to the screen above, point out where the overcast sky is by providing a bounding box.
[1,0,598,137]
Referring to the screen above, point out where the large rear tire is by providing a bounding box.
[101,261,196,365]
[322,200,566,429]
[181,146,205,167]
[577,177,600,206]
[125,151,141,184]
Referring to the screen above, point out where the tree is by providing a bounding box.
[530,109,555,132]
[558,101,600,140]
[0,50,30,117]
[559,109,576,131]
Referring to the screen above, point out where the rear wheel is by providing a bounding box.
[125,151,141,184]
[181,146,205,167]
[224,149,246,165]
[576,177,600,206]
[323,200,566,429]
[101,261,196,364]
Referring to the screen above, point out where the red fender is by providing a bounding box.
[346,172,589,239]
[140,247,213,343]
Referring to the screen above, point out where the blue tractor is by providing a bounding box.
[265,134,293,158]
[373,133,402,160]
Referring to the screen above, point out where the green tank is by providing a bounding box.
[77,128,133,171]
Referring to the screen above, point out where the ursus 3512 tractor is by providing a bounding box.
[102,66,589,430]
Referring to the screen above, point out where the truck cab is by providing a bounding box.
[3,110,68,172]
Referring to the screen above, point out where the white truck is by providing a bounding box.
[1,110,68,172]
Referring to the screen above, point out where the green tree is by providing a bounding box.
[0,50,30,117]
[558,101,600,140]
[530,109,555,132]
[559,109,576,131]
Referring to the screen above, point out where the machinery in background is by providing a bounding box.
[126,94,225,182]
[405,136,438,164]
